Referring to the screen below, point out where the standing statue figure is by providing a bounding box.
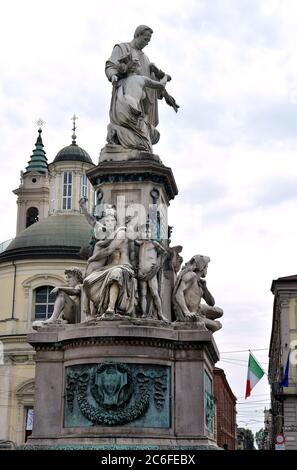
[79,197,118,276]
[136,226,168,322]
[79,197,114,319]
[173,255,223,332]
[105,25,179,151]
[32,268,83,328]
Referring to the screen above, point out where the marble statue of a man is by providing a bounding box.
[105,25,179,150]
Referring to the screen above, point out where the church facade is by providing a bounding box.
[0,124,94,446]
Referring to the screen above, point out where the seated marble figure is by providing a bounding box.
[32,267,83,328]
[173,255,223,332]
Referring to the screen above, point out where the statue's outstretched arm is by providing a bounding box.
[144,76,166,90]
[51,286,81,296]
[150,63,171,81]
[79,197,96,228]
[162,90,180,113]
[149,63,179,112]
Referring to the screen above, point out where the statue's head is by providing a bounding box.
[133,25,153,50]
[187,255,210,277]
[65,267,84,286]
[117,55,141,76]
[129,58,141,74]
[101,205,117,232]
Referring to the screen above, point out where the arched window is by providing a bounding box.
[26,207,39,228]
[34,286,55,320]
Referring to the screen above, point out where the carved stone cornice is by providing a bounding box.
[32,336,218,363]
[7,353,35,364]
[87,160,178,201]
[0,334,28,343]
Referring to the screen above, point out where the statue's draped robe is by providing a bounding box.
[84,263,136,316]
[105,43,160,151]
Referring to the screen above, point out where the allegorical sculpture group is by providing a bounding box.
[33,25,223,334]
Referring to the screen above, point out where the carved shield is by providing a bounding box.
[95,364,128,406]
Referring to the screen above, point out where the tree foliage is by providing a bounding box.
[238,427,255,450]
[255,428,266,450]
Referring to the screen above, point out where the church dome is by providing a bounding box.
[53,143,93,164]
[0,214,92,262]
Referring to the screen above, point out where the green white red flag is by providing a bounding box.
[245,352,265,399]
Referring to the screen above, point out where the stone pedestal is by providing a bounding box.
[27,322,219,449]
[99,145,162,164]
[87,157,178,242]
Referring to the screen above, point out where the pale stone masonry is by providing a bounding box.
[269,275,297,450]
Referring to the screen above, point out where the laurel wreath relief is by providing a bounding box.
[66,363,167,426]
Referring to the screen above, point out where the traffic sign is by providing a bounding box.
[275,434,285,445]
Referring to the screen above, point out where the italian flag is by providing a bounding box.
[245,352,265,399]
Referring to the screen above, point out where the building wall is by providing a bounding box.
[0,141,94,446]
[0,257,87,445]
[0,359,35,444]
[269,280,297,450]
[213,368,237,450]
[0,258,87,334]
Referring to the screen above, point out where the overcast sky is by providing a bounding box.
[2,0,297,438]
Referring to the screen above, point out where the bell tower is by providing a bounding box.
[13,121,50,235]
